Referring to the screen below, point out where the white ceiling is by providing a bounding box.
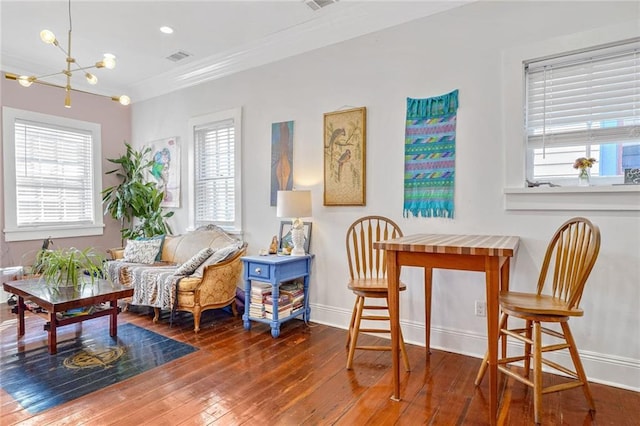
[1,1,471,103]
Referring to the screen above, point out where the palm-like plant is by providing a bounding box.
[34,247,106,289]
[126,185,173,239]
[102,142,173,241]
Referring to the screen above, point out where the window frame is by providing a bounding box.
[187,107,243,233]
[502,26,640,211]
[524,38,639,186]
[2,107,104,241]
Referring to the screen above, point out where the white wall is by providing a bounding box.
[131,1,640,390]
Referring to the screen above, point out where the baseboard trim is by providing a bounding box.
[310,303,640,392]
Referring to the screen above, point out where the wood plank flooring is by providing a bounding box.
[1,304,638,425]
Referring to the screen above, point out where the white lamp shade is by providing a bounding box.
[276,190,312,219]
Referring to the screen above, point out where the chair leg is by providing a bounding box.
[474,352,489,386]
[399,328,411,372]
[523,320,533,379]
[561,322,596,412]
[193,305,202,333]
[533,321,543,425]
[346,296,359,349]
[346,296,364,370]
[501,313,509,358]
[475,312,508,386]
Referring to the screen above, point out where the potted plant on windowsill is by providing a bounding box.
[34,247,106,290]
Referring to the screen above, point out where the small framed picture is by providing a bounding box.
[279,221,312,254]
[323,107,366,206]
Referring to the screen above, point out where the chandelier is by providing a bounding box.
[4,0,130,108]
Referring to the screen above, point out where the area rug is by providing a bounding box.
[0,322,197,414]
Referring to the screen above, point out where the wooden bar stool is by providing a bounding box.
[345,216,410,371]
[475,217,601,424]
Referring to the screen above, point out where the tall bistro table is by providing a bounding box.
[374,234,519,426]
[3,278,134,354]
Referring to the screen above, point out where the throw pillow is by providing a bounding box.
[136,234,165,261]
[123,238,163,264]
[174,248,215,276]
[192,242,243,278]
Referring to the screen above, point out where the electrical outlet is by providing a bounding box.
[475,300,486,317]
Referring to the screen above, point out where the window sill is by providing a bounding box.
[504,185,640,211]
[3,224,104,242]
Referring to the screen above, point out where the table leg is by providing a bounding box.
[303,273,311,322]
[424,267,433,355]
[485,256,500,426]
[500,258,510,357]
[48,311,58,355]
[387,251,401,401]
[110,300,118,337]
[500,258,510,292]
[17,296,25,337]
[243,277,251,330]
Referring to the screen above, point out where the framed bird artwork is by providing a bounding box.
[323,107,366,206]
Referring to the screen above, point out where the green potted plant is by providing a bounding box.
[127,185,173,238]
[34,247,106,289]
[102,142,173,242]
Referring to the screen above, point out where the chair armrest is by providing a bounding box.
[107,247,125,260]
[190,244,247,305]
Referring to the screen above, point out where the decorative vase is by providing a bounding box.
[578,167,591,186]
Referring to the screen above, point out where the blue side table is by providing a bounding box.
[242,254,312,338]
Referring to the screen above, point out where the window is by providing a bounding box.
[525,38,640,185]
[188,108,242,232]
[2,107,103,241]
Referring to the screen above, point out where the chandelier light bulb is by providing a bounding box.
[118,95,131,106]
[102,54,116,69]
[160,26,174,34]
[40,29,57,44]
[18,76,34,87]
[85,73,98,84]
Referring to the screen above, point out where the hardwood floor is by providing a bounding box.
[1,304,638,425]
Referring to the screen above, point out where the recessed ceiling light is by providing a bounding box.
[160,26,174,34]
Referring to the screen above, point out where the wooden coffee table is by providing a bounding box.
[3,278,134,354]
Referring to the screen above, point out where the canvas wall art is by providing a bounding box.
[271,121,294,206]
[150,136,180,208]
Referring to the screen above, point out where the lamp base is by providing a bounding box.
[290,227,306,256]
[290,247,306,256]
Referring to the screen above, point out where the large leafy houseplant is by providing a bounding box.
[34,247,106,289]
[102,143,173,241]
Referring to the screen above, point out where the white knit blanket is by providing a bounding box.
[106,261,180,310]
[128,265,181,310]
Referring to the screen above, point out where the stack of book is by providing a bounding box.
[264,294,292,320]
[55,304,107,319]
[249,281,271,318]
[280,280,305,314]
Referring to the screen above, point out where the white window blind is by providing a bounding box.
[194,118,236,228]
[14,119,94,226]
[525,38,640,181]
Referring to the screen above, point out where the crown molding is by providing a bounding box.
[129,2,471,103]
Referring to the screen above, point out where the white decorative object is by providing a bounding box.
[276,190,312,256]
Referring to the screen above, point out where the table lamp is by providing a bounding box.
[276,190,312,256]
